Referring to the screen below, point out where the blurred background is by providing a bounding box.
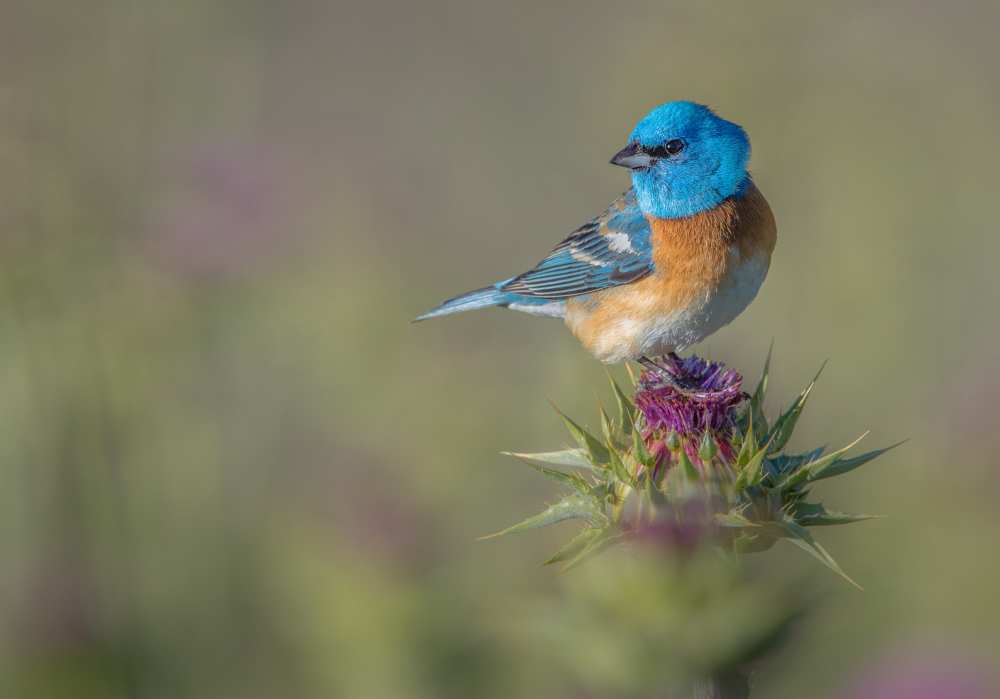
[2,0,999,697]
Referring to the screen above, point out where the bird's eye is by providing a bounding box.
[664,138,686,155]
[645,139,686,159]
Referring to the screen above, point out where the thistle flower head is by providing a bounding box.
[635,355,744,467]
[490,350,901,587]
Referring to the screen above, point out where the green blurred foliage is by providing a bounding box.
[1,0,999,696]
[519,543,801,698]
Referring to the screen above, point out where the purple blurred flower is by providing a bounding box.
[147,143,301,277]
[630,499,720,554]
[635,355,744,469]
[847,645,996,699]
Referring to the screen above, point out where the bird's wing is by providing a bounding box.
[500,189,653,300]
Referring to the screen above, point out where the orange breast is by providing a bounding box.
[565,182,776,361]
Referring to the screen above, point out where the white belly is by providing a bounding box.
[640,252,770,357]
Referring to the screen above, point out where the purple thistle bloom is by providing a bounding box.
[146,143,299,278]
[846,645,996,699]
[630,499,721,554]
[635,355,745,468]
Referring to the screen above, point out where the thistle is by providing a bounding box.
[489,348,902,588]
[635,354,744,472]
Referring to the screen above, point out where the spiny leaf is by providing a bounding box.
[795,506,883,526]
[737,419,780,491]
[806,441,906,483]
[552,404,610,465]
[632,426,654,468]
[777,519,862,589]
[607,443,634,486]
[698,431,718,463]
[624,362,638,386]
[600,406,615,446]
[607,373,636,435]
[545,527,603,566]
[764,447,825,482]
[736,411,758,468]
[750,341,773,443]
[677,447,700,482]
[767,362,826,454]
[502,457,591,493]
[736,442,771,490]
[732,530,777,553]
[715,511,758,528]
[779,433,868,489]
[479,494,600,540]
[560,527,622,571]
[502,448,594,470]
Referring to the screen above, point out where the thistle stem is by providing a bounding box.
[692,668,750,699]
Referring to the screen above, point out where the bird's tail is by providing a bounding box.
[413,285,508,322]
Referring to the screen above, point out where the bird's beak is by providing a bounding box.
[610,142,654,170]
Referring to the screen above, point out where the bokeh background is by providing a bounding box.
[2,1,999,697]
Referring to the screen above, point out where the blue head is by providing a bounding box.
[610,102,751,219]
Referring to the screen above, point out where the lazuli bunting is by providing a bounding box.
[415,101,776,364]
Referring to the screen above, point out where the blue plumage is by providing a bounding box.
[413,285,511,321]
[414,190,651,321]
[628,101,750,219]
[502,189,651,299]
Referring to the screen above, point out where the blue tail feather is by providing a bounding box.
[413,285,509,322]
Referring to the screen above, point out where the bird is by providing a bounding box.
[414,101,776,364]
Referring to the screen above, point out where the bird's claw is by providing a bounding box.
[637,354,699,396]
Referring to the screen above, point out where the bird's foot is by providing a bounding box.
[637,356,659,372]
[637,353,695,394]
[638,352,683,371]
